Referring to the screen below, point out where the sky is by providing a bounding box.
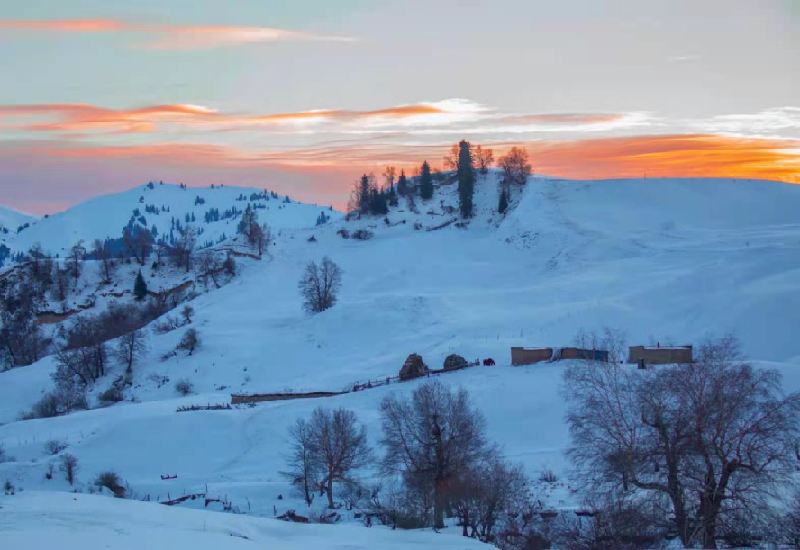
[0,0,798,214]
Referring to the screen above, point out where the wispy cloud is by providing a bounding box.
[0,18,355,49]
[0,99,652,137]
[692,107,800,137]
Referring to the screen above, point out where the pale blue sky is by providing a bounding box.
[0,0,797,212]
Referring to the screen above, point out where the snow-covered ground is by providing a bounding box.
[1,174,799,547]
[0,491,486,550]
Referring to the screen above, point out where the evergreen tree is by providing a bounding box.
[456,140,475,218]
[237,205,257,238]
[133,270,148,301]
[397,170,408,196]
[387,182,398,207]
[420,161,433,200]
[368,186,388,215]
[358,174,370,214]
[498,187,509,214]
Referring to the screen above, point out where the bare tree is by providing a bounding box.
[474,145,494,175]
[196,250,222,289]
[67,240,85,286]
[565,335,800,548]
[678,336,800,547]
[52,265,69,303]
[380,380,488,529]
[451,449,531,541]
[498,147,532,186]
[298,257,342,314]
[177,328,199,355]
[308,407,371,508]
[443,142,464,170]
[123,226,153,265]
[252,223,271,257]
[115,330,146,386]
[92,239,115,283]
[180,304,194,325]
[60,453,79,485]
[282,418,321,507]
[383,166,397,188]
[171,226,196,272]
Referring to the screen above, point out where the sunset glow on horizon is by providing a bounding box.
[0,0,797,213]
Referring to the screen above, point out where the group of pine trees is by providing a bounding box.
[349,141,531,220]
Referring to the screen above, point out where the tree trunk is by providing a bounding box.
[433,477,445,529]
[326,476,334,509]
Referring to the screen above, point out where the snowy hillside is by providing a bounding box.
[0,205,36,249]
[1,174,799,547]
[1,182,339,258]
[0,205,36,233]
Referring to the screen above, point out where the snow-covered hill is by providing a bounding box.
[0,205,36,233]
[1,174,799,547]
[1,182,339,258]
[0,205,37,254]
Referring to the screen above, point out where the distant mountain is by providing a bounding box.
[0,182,339,258]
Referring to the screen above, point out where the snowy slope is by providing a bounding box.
[0,175,799,542]
[0,204,36,232]
[0,205,36,249]
[0,491,487,549]
[2,182,339,257]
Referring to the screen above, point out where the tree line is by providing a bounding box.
[283,380,545,549]
[348,142,532,220]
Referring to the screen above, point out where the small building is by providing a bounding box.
[511,347,553,366]
[558,347,610,362]
[627,345,692,366]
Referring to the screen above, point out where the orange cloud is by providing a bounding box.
[526,134,800,183]
[30,133,800,184]
[0,103,219,134]
[0,101,459,135]
[0,18,355,49]
[0,18,125,32]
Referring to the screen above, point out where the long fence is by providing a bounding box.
[230,360,481,405]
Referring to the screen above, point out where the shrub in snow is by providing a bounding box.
[98,386,123,403]
[175,379,194,396]
[23,390,87,420]
[3,480,14,495]
[538,469,558,483]
[351,229,373,241]
[60,454,79,485]
[177,328,199,355]
[95,471,126,498]
[180,304,194,325]
[153,315,181,334]
[0,444,13,463]
[44,439,68,455]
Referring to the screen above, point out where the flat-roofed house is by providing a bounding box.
[559,347,610,362]
[627,345,692,366]
[511,347,553,366]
